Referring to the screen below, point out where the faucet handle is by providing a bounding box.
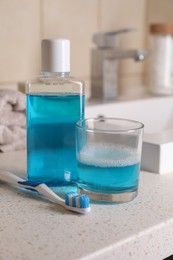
[92,28,135,48]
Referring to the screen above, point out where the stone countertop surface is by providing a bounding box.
[0,151,173,260]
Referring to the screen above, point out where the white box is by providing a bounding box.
[142,129,173,173]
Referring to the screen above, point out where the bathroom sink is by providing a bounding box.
[86,96,173,174]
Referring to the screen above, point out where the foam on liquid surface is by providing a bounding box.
[78,143,139,167]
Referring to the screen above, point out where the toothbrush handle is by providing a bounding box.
[0,170,64,204]
[36,184,65,205]
[0,170,25,186]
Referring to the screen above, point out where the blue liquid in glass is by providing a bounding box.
[77,144,140,193]
[27,94,84,186]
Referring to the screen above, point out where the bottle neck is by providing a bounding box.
[41,71,70,77]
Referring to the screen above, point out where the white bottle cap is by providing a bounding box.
[41,39,70,72]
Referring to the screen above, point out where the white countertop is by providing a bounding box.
[0,150,173,260]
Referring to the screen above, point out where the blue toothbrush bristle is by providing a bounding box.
[65,192,90,208]
[79,194,90,208]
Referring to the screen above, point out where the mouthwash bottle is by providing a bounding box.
[26,39,85,186]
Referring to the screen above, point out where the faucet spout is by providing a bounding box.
[96,48,149,61]
[114,49,149,61]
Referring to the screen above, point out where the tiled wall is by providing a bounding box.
[0,0,172,98]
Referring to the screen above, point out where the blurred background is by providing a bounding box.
[0,0,173,99]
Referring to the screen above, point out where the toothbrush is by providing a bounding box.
[0,170,91,214]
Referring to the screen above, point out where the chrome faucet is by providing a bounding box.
[90,30,149,100]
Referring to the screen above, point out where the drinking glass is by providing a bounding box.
[76,118,144,203]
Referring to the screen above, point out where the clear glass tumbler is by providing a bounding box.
[76,118,144,203]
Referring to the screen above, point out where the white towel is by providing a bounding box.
[0,110,25,127]
[0,89,25,112]
[0,89,26,152]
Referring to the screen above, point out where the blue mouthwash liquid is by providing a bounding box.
[27,93,84,186]
[77,144,140,193]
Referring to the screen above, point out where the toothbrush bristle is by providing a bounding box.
[65,192,90,209]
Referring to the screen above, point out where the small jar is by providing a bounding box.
[149,23,173,95]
